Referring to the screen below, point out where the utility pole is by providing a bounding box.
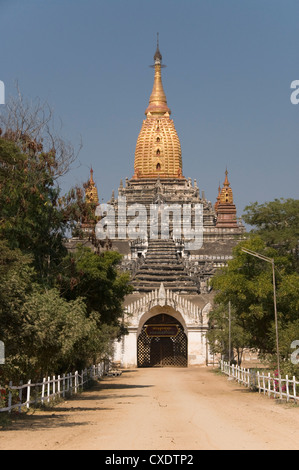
[241,248,282,399]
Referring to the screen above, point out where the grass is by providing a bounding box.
[0,412,12,429]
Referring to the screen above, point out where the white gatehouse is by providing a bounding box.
[113,283,213,368]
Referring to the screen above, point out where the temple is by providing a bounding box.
[79,40,245,367]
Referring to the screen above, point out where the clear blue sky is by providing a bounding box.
[1,0,298,219]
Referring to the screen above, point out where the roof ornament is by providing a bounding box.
[223,167,230,187]
[151,32,166,68]
[154,32,162,64]
[146,34,170,115]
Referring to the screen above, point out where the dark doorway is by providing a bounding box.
[137,314,187,367]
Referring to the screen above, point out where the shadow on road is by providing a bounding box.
[98,382,153,390]
[0,378,153,433]
[0,410,105,432]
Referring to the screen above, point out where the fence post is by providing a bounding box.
[257,371,260,393]
[41,378,46,405]
[47,376,50,403]
[74,371,77,394]
[26,379,31,409]
[286,375,289,402]
[262,373,266,395]
[19,380,23,412]
[8,381,12,413]
[62,373,66,398]
[34,382,38,406]
[267,373,271,397]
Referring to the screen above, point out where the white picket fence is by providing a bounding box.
[220,360,299,403]
[0,361,109,413]
[256,370,298,402]
[220,360,254,388]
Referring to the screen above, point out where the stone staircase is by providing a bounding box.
[131,239,198,293]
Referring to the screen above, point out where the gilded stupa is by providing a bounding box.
[80,167,99,237]
[134,38,183,179]
[84,167,99,205]
[219,169,234,205]
[215,169,238,228]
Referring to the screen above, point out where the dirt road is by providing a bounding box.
[0,367,298,450]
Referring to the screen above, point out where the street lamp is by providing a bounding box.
[241,247,282,398]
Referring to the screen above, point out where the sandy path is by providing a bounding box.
[0,366,298,450]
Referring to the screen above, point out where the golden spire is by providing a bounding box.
[85,167,99,204]
[145,34,171,115]
[223,168,230,187]
[219,169,234,204]
[134,36,183,179]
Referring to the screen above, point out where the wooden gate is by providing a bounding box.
[137,314,187,367]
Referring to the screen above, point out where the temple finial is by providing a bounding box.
[145,34,170,115]
[154,32,162,64]
[223,168,230,187]
[90,166,94,182]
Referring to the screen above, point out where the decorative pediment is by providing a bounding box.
[124,284,209,328]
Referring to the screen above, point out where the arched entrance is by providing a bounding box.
[137,314,187,367]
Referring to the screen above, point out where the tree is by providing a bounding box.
[0,84,80,179]
[20,289,101,378]
[243,198,299,271]
[210,236,291,354]
[272,320,299,377]
[0,88,132,383]
[0,240,36,381]
[207,303,251,365]
[209,231,299,374]
[0,137,67,281]
[0,86,84,280]
[57,245,132,331]
[0,240,131,382]
[58,183,99,242]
